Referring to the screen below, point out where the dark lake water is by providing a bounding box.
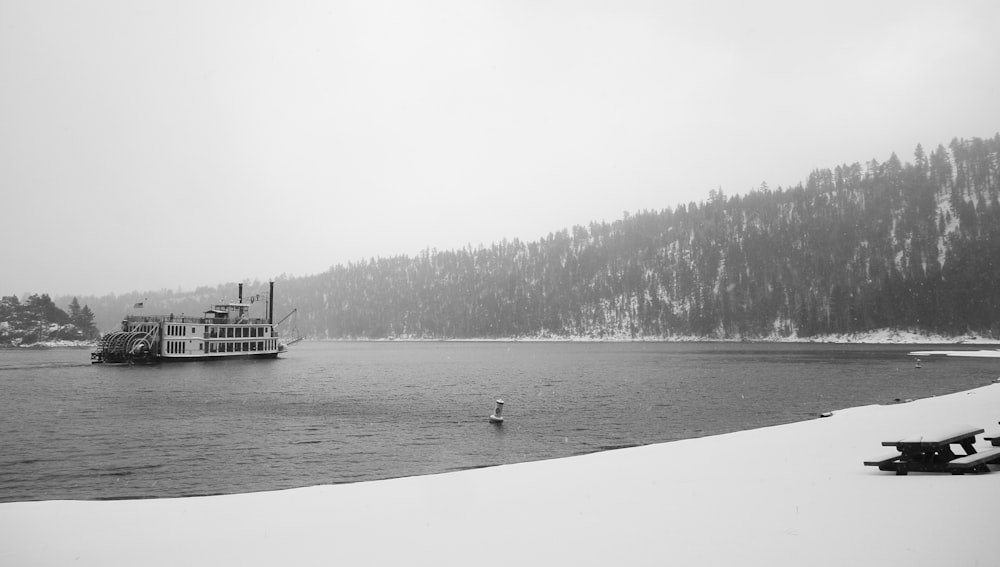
[2,341,998,502]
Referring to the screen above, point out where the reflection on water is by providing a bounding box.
[1,342,997,502]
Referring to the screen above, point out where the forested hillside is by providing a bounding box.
[77,135,1000,340]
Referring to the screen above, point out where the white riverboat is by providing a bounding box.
[91,282,289,364]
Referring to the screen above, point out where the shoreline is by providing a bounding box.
[3,383,1000,566]
[253,329,1000,345]
[7,328,1000,349]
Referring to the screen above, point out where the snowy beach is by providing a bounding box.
[3,380,1000,566]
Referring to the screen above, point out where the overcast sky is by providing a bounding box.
[2,0,999,297]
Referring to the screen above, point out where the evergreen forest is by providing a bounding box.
[75,135,1000,341]
[0,295,99,346]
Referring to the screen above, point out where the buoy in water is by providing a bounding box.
[489,399,505,424]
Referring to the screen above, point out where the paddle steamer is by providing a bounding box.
[91,282,288,364]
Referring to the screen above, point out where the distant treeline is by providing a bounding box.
[72,135,1000,340]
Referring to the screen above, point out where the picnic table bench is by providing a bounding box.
[948,448,1000,473]
[984,421,1000,447]
[864,425,1000,475]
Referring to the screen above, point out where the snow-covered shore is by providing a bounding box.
[3,381,1000,566]
[5,339,95,349]
[326,328,1000,344]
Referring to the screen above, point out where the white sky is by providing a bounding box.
[2,0,999,297]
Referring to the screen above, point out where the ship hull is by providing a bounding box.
[158,352,280,362]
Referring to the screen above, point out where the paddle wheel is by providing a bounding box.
[91,326,160,364]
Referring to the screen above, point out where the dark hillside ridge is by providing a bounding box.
[74,135,1000,340]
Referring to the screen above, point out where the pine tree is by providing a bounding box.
[78,305,98,338]
[68,297,82,323]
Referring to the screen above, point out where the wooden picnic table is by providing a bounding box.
[865,425,1000,475]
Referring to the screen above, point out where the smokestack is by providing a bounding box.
[238,283,243,303]
[269,281,275,325]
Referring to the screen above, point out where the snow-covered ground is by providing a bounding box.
[10,339,95,348]
[910,349,1000,358]
[3,379,1000,566]
[773,328,1000,345]
[380,328,1000,344]
[13,327,998,346]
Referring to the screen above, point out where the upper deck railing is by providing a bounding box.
[125,315,271,325]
